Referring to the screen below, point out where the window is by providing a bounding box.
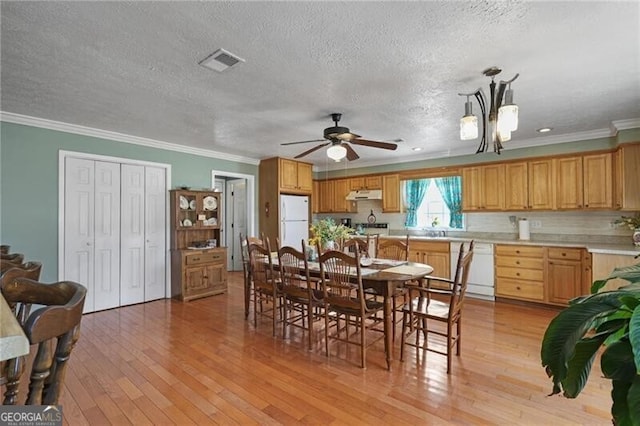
[403,176,463,229]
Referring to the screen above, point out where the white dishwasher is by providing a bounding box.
[450,241,494,301]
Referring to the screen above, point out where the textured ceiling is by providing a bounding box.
[1,1,639,168]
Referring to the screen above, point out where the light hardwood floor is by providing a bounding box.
[52,272,610,425]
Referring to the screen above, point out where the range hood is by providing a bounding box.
[345,189,383,201]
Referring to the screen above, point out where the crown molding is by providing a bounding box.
[0,111,260,166]
[612,118,640,132]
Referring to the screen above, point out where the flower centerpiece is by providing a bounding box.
[308,218,354,251]
[614,212,640,246]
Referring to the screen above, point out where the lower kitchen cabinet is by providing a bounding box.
[547,247,583,305]
[408,240,450,278]
[495,245,545,302]
[171,248,227,301]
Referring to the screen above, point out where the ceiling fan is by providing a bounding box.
[281,113,398,161]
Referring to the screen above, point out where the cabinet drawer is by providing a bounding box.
[185,251,224,265]
[495,245,544,257]
[410,240,450,253]
[548,247,582,261]
[495,266,543,281]
[495,256,544,269]
[496,278,544,300]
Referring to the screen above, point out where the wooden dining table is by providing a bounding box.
[0,293,28,362]
[269,256,434,370]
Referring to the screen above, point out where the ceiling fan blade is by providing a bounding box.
[294,143,330,159]
[350,138,398,150]
[281,139,326,146]
[344,143,360,161]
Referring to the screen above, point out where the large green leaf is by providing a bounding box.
[593,263,640,294]
[561,332,612,397]
[602,340,636,381]
[630,306,640,372]
[542,292,624,394]
[612,379,632,426]
[628,376,640,426]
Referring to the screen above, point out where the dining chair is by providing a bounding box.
[247,237,281,336]
[1,278,86,405]
[0,245,9,254]
[342,235,371,258]
[375,235,410,340]
[0,253,24,265]
[277,240,323,350]
[318,246,384,368]
[1,260,41,276]
[400,240,475,374]
[240,233,264,319]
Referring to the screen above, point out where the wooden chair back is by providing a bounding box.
[277,241,313,301]
[318,246,367,314]
[0,253,24,265]
[447,241,475,320]
[1,262,43,323]
[342,236,370,258]
[1,278,86,405]
[0,245,9,254]
[376,236,409,261]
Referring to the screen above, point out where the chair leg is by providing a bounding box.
[400,311,408,362]
[324,306,330,358]
[456,317,462,356]
[446,321,452,374]
[307,304,313,351]
[282,298,288,339]
[360,316,366,368]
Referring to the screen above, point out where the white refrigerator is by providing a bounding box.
[280,195,309,249]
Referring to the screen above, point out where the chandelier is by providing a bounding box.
[458,67,519,154]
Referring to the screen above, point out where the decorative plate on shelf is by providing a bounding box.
[179,195,189,210]
[205,217,218,226]
[203,196,217,211]
[182,219,193,227]
[189,200,196,210]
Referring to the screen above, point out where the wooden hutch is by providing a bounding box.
[170,189,227,301]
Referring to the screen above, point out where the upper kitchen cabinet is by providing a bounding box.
[382,174,400,212]
[350,175,382,190]
[505,162,529,210]
[312,180,319,214]
[555,153,613,209]
[333,179,357,213]
[462,164,505,211]
[614,143,640,210]
[527,158,555,210]
[278,158,313,194]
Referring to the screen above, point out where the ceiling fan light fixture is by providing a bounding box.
[327,144,347,162]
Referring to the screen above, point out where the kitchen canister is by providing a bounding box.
[518,218,531,240]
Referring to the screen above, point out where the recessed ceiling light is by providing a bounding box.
[537,127,553,133]
[412,147,423,152]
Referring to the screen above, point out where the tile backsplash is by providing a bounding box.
[315,200,635,240]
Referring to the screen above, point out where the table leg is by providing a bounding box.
[384,282,393,370]
[244,269,251,319]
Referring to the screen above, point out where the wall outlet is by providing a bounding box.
[530,220,542,229]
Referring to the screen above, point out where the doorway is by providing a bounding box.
[211,170,255,271]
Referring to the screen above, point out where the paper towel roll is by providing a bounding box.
[518,218,531,240]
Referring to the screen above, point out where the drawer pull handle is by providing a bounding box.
[193,257,200,261]
[516,286,521,290]
[516,250,520,254]
[516,272,520,276]
[562,253,566,257]
[516,261,520,265]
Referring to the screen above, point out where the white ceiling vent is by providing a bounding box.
[199,48,245,72]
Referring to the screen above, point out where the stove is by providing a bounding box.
[355,223,389,236]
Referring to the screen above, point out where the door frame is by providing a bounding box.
[58,150,172,298]
[210,170,256,239]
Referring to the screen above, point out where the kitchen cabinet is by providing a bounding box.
[555,156,583,209]
[312,180,319,214]
[279,158,313,194]
[408,240,450,278]
[170,189,227,301]
[592,252,638,292]
[332,179,356,213]
[583,153,613,208]
[462,164,505,211]
[317,180,334,213]
[527,159,555,210]
[350,175,382,190]
[495,245,545,302]
[505,162,529,210]
[547,248,583,305]
[382,174,400,213]
[614,143,640,210]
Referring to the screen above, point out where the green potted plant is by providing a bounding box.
[614,213,640,246]
[541,261,640,424]
[309,218,354,251]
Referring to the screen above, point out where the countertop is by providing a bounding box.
[378,234,640,257]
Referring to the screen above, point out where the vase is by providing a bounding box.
[633,229,640,247]
[323,240,339,252]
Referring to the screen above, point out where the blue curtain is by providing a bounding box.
[404,179,430,227]
[435,176,463,228]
